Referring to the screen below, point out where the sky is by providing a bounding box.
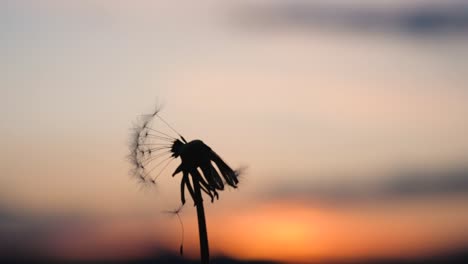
[2,0,468,263]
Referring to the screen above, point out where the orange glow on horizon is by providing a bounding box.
[211,203,329,262]
[202,202,338,262]
[204,199,468,263]
[41,198,468,263]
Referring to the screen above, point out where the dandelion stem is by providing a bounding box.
[146,148,171,154]
[137,143,171,147]
[142,156,174,178]
[144,127,177,140]
[193,178,210,264]
[145,134,175,142]
[152,158,175,180]
[156,114,185,140]
[140,151,171,166]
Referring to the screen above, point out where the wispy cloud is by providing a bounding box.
[231,2,468,36]
[263,166,468,205]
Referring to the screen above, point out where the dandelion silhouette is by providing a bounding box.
[129,106,240,264]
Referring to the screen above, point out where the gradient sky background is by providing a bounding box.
[2,0,468,263]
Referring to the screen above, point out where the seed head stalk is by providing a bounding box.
[193,178,210,264]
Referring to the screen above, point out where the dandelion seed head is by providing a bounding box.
[127,152,139,167]
[128,167,146,185]
[138,174,146,182]
[128,104,243,260]
[129,106,179,187]
[151,102,165,117]
[139,179,155,191]
[129,127,142,154]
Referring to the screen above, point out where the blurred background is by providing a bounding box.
[1,0,468,263]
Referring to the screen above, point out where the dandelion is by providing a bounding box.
[129,106,241,264]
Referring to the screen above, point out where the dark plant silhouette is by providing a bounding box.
[129,107,240,264]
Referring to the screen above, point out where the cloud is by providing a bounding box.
[263,166,468,205]
[0,207,91,259]
[0,208,168,260]
[231,2,468,36]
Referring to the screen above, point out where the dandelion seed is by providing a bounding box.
[162,204,185,256]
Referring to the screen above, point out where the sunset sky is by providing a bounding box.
[2,0,468,263]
